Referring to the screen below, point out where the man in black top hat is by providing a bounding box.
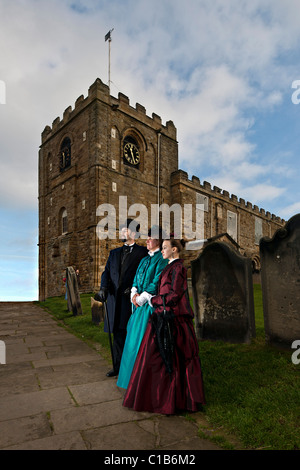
[95,219,148,377]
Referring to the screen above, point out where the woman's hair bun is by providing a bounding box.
[180,238,186,249]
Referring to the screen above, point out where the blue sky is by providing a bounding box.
[0,0,300,300]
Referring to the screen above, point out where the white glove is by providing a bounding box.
[136,291,154,306]
[130,286,138,302]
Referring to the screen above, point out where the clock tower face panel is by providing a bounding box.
[123,135,140,167]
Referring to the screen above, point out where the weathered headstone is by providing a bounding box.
[191,241,255,343]
[260,213,300,348]
[66,266,82,316]
[91,297,105,325]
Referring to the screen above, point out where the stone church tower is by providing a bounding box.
[39,78,285,301]
[38,78,178,300]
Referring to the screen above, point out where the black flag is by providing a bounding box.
[105,30,111,41]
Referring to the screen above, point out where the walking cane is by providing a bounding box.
[103,301,115,369]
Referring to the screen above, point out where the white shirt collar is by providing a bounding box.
[148,248,160,257]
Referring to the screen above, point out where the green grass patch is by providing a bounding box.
[37,284,300,450]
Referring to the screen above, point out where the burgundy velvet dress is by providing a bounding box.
[122,258,206,414]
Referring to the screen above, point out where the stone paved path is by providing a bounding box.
[0,301,222,451]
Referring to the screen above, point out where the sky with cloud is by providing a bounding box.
[0,0,300,300]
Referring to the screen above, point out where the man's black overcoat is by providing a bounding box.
[100,244,148,333]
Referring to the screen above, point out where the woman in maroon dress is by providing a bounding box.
[123,238,206,415]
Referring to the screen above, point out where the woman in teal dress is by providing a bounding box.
[117,228,168,389]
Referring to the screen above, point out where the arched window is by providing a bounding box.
[59,137,71,171]
[62,209,68,234]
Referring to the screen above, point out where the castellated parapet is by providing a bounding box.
[41,78,177,144]
[171,169,285,224]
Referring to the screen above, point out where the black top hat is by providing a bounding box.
[120,218,140,233]
[147,225,167,240]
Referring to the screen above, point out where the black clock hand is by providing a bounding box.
[130,146,135,160]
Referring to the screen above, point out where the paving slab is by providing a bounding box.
[69,380,122,405]
[6,431,87,450]
[0,412,52,448]
[0,371,40,397]
[0,301,222,452]
[31,353,100,368]
[0,387,75,421]
[49,398,152,434]
[82,421,157,450]
[36,361,108,389]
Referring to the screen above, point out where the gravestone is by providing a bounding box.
[191,241,255,343]
[260,213,300,348]
[91,297,105,325]
[66,266,82,316]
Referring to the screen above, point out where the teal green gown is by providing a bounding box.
[117,250,168,389]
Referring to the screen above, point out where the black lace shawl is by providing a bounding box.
[151,294,175,375]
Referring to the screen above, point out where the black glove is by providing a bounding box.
[94,287,108,302]
[123,287,131,297]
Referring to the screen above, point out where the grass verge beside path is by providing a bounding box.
[37,284,300,450]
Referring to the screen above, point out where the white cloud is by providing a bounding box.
[281,201,300,220]
[243,183,286,203]
[200,173,286,208]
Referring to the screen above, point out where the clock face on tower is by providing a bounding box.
[123,139,140,166]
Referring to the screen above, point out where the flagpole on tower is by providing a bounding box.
[105,28,114,92]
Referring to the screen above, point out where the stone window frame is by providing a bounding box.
[59,207,68,235]
[59,136,71,172]
[255,216,263,245]
[227,210,237,242]
[196,192,209,212]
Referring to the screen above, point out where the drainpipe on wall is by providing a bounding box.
[157,131,161,209]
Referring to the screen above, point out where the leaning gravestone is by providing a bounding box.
[260,213,300,348]
[66,266,82,316]
[191,241,255,343]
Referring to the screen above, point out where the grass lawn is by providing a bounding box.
[38,284,300,450]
